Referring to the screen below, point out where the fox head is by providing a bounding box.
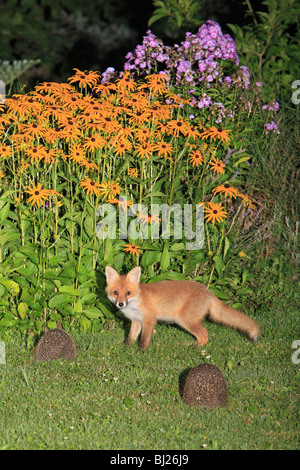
[105,266,141,310]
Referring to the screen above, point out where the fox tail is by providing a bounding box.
[209,296,260,342]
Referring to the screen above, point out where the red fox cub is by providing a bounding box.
[105,266,260,350]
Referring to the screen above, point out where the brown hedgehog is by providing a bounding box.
[182,363,227,408]
[34,328,77,363]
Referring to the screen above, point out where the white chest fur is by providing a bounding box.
[119,296,143,323]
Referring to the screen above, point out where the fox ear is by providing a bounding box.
[126,266,141,284]
[105,266,120,283]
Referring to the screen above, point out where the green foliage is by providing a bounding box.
[227,0,300,99]
[148,0,202,33]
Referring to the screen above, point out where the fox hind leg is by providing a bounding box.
[179,318,209,347]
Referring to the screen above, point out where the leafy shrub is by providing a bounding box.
[0,21,279,335]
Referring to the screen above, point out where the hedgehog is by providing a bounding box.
[182,363,227,408]
[34,328,77,363]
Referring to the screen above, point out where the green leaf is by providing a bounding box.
[83,307,104,319]
[48,294,74,309]
[17,302,28,320]
[0,202,10,223]
[212,254,225,277]
[0,279,20,295]
[223,237,230,259]
[160,244,170,271]
[59,286,80,296]
[19,247,39,266]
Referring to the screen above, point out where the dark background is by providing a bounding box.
[0,0,265,83]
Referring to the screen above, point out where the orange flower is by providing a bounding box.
[93,82,117,96]
[0,144,12,159]
[135,141,154,159]
[99,180,121,200]
[84,134,107,152]
[128,168,138,179]
[137,213,161,225]
[24,145,47,163]
[201,126,231,144]
[116,71,137,93]
[128,110,151,126]
[204,202,228,225]
[213,184,239,199]
[189,150,204,167]
[80,177,101,197]
[209,157,226,174]
[113,137,132,156]
[68,68,100,88]
[25,183,49,207]
[154,141,174,161]
[123,242,142,256]
[166,117,190,137]
[81,158,98,172]
[237,192,256,210]
[135,127,151,142]
[69,144,86,164]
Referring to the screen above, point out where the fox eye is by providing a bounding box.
[113,290,118,296]
[126,291,131,296]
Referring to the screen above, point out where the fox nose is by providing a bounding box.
[118,302,124,308]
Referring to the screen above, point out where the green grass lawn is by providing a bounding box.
[0,281,299,450]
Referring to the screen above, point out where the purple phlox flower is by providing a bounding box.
[264,121,280,134]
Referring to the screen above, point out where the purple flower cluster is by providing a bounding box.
[124,20,239,88]
[264,121,280,134]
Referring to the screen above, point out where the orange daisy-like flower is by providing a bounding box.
[135,127,151,142]
[69,144,86,164]
[43,148,59,164]
[149,102,172,122]
[237,191,256,210]
[20,121,45,139]
[154,141,174,160]
[25,183,49,207]
[204,202,228,225]
[137,213,161,225]
[166,117,190,137]
[213,183,239,199]
[121,92,149,111]
[108,196,133,209]
[201,126,231,144]
[80,177,101,197]
[93,81,117,96]
[24,145,47,163]
[113,137,132,157]
[128,110,152,127]
[84,134,107,152]
[116,71,137,94]
[0,144,12,159]
[128,168,138,179]
[135,141,154,159]
[190,150,204,167]
[81,158,98,172]
[99,180,121,200]
[68,69,100,88]
[123,242,142,256]
[209,157,226,175]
